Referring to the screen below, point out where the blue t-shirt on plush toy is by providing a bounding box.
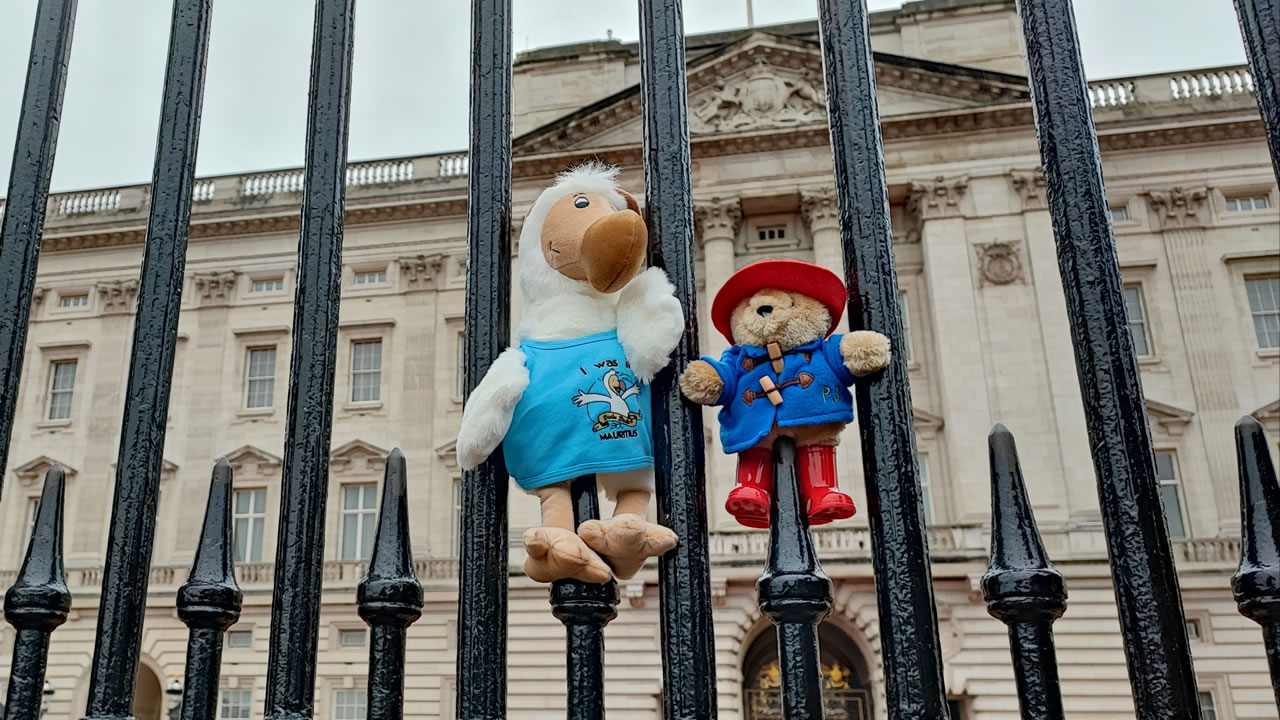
[503,330,654,490]
[699,334,856,454]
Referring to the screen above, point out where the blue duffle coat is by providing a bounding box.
[701,335,856,454]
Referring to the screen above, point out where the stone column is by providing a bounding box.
[915,175,993,524]
[1012,169,1089,522]
[802,187,843,281]
[1146,186,1240,533]
[694,198,741,529]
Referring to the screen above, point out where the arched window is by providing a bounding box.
[742,623,873,720]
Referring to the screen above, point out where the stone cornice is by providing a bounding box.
[1146,186,1210,230]
[693,197,743,244]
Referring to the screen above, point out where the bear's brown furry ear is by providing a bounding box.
[619,189,642,216]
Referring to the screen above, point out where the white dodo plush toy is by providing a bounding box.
[456,162,684,584]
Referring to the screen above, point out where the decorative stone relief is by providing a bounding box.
[96,279,139,315]
[907,176,969,222]
[191,271,239,306]
[975,241,1024,286]
[1009,169,1047,211]
[12,456,76,489]
[1146,186,1209,230]
[398,254,445,291]
[224,445,282,477]
[689,58,826,135]
[330,439,390,474]
[32,286,47,306]
[693,197,743,244]
[800,187,840,233]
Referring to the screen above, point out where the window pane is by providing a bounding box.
[341,514,358,560]
[898,293,913,364]
[1256,195,1270,209]
[362,485,377,508]
[48,360,77,420]
[233,517,249,563]
[246,348,277,408]
[226,630,252,649]
[1197,691,1217,720]
[340,628,367,648]
[361,510,376,559]
[253,489,266,513]
[250,517,264,562]
[220,689,252,719]
[1159,485,1186,538]
[1248,278,1279,312]
[343,486,359,510]
[917,454,932,525]
[334,690,367,720]
[1154,451,1177,481]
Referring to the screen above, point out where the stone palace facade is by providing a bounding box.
[1,0,1278,717]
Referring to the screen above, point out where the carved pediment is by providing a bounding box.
[12,456,77,489]
[514,33,1028,154]
[435,440,458,472]
[1252,399,1280,426]
[912,407,945,440]
[223,445,283,477]
[330,439,390,474]
[1145,398,1195,436]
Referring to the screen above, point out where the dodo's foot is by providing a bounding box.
[523,526,613,584]
[579,515,678,580]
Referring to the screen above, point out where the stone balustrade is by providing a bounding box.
[1088,64,1255,107]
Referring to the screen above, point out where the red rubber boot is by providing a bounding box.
[798,444,855,525]
[726,446,773,529]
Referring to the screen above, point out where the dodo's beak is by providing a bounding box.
[579,208,648,294]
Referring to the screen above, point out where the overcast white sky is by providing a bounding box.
[0,0,1249,193]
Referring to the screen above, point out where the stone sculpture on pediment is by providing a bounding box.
[690,58,827,135]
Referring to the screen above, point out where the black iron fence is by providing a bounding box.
[0,0,1276,719]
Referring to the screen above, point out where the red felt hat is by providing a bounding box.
[711,259,847,344]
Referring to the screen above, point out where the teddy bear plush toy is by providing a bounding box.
[679,259,890,529]
[455,163,684,584]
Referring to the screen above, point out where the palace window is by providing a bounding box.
[232,489,267,563]
[757,225,786,242]
[350,340,383,403]
[26,497,40,541]
[1246,276,1280,349]
[245,347,277,409]
[339,628,367,648]
[225,630,252,649]
[917,452,933,525]
[46,360,77,420]
[1155,451,1187,538]
[354,269,387,285]
[219,689,252,720]
[1197,691,1218,720]
[1109,206,1129,223]
[1123,286,1153,357]
[334,690,367,720]
[1185,619,1201,641]
[251,277,284,293]
[339,484,378,561]
[58,293,88,308]
[1225,194,1269,212]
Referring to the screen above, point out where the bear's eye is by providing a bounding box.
[574,196,590,209]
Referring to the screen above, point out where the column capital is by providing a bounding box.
[191,270,240,307]
[799,186,840,234]
[398,254,445,292]
[1009,168,1047,211]
[693,197,742,245]
[1146,186,1210,230]
[97,279,140,315]
[908,175,969,221]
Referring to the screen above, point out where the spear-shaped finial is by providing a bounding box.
[1230,416,1280,708]
[177,457,243,630]
[5,464,71,631]
[358,449,424,627]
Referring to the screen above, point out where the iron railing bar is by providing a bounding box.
[81,0,214,714]
[549,475,619,720]
[262,0,356,716]
[1232,0,1280,177]
[982,425,1067,720]
[1230,417,1280,709]
[0,0,78,497]
[1016,0,1201,715]
[2,465,71,720]
[815,0,951,715]
[358,449,424,720]
[637,1,718,717]
[176,458,244,720]
[757,437,832,720]
[456,0,514,718]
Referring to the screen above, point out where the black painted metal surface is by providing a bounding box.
[262,1,356,717]
[1230,417,1280,708]
[813,0,950,717]
[3,466,70,720]
[1016,0,1201,715]
[982,425,1067,720]
[1233,0,1280,177]
[456,0,513,718]
[636,1,717,718]
[358,450,424,720]
[81,2,213,715]
[757,437,833,720]
[550,475,620,720]
[176,459,244,720]
[0,0,78,495]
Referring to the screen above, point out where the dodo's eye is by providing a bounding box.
[574,196,590,209]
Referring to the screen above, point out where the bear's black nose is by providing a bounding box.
[756,305,773,317]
